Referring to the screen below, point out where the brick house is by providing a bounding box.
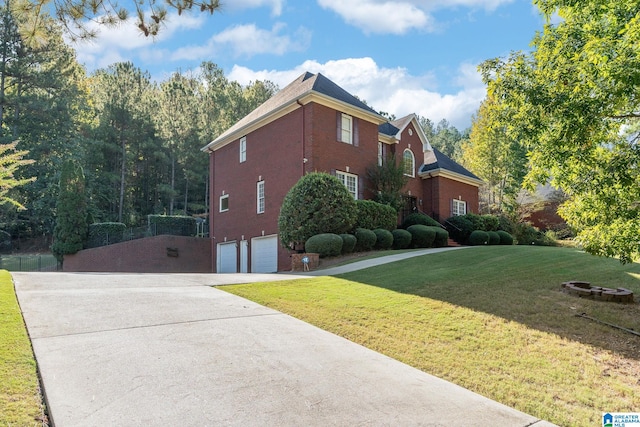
[202,72,481,273]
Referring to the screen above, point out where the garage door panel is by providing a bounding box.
[217,242,237,273]
[251,235,277,273]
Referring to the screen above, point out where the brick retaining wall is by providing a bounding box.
[63,235,212,273]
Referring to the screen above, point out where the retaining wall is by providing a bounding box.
[63,235,212,273]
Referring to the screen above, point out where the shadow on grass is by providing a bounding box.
[336,245,640,361]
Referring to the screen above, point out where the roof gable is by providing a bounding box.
[202,72,385,151]
[419,147,482,184]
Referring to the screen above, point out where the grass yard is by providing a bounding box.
[224,245,640,427]
[0,270,46,426]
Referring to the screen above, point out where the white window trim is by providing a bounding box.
[257,181,265,214]
[336,170,358,199]
[453,199,467,216]
[341,113,352,144]
[378,142,383,166]
[403,149,415,177]
[239,136,246,163]
[219,194,229,212]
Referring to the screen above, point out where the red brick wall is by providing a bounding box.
[422,176,479,221]
[63,236,211,273]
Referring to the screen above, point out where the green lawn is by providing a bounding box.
[0,270,45,426]
[224,245,640,427]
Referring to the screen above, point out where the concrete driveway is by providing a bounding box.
[13,272,556,427]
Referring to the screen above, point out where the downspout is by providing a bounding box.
[297,100,305,175]
[209,149,215,273]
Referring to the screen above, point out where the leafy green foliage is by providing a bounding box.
[496,230,514,245]
[469,230,489,246]
[148,215,196,236]
[401,212,441,228]
[366,154,408,212]
[51,161,88,262]
[391,229,412,249]
[0,142,34,210]
[444,215,475,244]
[487,231,501,245]
[305,233,343,258]
[407,224,436,248]
[354,228,376,252]
[354,200,398,231]
[340,234,357,254]
[481,0,640,262]
[87,222,126,248]
[278,173,357,248]
[429,226,449,247]
[373,228,394,250]
[512,223,555,247]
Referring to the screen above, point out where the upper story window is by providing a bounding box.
[340,113,352,144]
[403,149,415,177]
[452,199,467,216]
[378,142,383,166]
[257,181,265,214]
[239,136,246,163]
[219,194,229,212]
[336,171,358,199]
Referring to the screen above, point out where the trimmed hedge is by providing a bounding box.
[354,200,397,231]
[428,226,449,247]
[401,212,441,229]
[148,214,197,237]
[340,234,357,254]
[87,222,126,248]
[354,228,377,252]
[469,230,489,246]
[487,231,501,245]
[305,233,343,258]
[373,228,394,250]
[496,230,514,245]
[391,229,412,249]
[444,215,474,244]
[407,224,436,248]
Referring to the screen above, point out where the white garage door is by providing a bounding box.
[217,242,237,273]
[251,235,278,273]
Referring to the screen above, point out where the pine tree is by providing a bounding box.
[51,160,87,262]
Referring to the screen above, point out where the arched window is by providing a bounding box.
[403,149,415,177]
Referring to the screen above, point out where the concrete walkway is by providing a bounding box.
[13,263,556,426]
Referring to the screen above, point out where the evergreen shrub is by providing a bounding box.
[354,200,397,231]
[87,222,126,248]
[340,234,357,254]
[487,231,501,245]
[373,228,394,250]
[401,212,441,229]
[391,229,412,249]
[148,215,197,236]
[305,233,343,258]
[354,228,377,252]
[429,226,449,247]
[407,224,436,248]
[496,230,514,245]
[469,230,489,246]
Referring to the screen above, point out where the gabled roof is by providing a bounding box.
[202,72,386,152]
[419,147,483,185]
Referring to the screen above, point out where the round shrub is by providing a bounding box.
[305,233,343,258]
[391,229,412,249]
[496,230,514,245]
[354,200,397,231]
[487,231,501,245]
[340,234,357,254]
[407,224,436,248]
[469,230,489,246]
[354,228,377,252]
[480,215,500,232]
[373,228,393,250]
[429,226,449,247]
[444,215,474,244]
[278,172,357,248]
[401,212,441,229]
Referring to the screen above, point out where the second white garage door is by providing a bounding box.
[251,235,278,273]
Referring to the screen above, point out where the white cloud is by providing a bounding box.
[228,58,485,129]
[317,0,513,34]
[171,22,311,61]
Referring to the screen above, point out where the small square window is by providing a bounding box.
[452,199,466,216]
[219,194,229,212]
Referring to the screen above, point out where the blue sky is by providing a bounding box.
[70,0,546,129]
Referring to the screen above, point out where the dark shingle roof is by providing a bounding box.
[378,122,400,136]
[310,73,380,115]
[420,148,481,181]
